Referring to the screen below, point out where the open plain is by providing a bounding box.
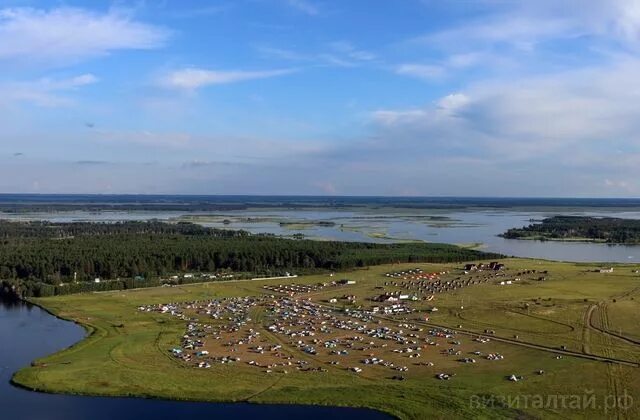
[14,258,640,419]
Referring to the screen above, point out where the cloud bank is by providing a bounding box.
[0,7,169,65]
[159,67,296,91]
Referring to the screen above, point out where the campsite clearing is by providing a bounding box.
[13,258,640,419]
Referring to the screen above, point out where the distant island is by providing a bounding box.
[501,215,640,244]
[279,220,336,227]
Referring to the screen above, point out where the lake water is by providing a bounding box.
[0,297,391,420]
[3,206,639,263]
[183,208,640,263]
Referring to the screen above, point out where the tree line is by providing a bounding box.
[0,221,501,298]
[501,216,640,244]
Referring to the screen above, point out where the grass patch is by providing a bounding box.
[13,258,640,419]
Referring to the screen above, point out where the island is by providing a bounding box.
[279,220,337,228]
[501,215,640,244]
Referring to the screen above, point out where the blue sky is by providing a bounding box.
[1,0,640,196]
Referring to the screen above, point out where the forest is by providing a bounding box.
[0,221,500,298]
[501,215,640,244]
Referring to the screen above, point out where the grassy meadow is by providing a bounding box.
[12,258,640,419]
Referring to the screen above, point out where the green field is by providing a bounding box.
[13,258,640,419]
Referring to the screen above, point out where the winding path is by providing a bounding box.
[586,291,640,348]
[313,301,639,367]
[418,320,639,367]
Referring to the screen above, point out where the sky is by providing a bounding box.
[1,0,640,197]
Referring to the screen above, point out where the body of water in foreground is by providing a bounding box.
[0,297,391,420]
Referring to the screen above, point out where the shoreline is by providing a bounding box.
[7,258,640,419]
[8,297,399,419]
[9,376,395,419]
[500,235,640,245]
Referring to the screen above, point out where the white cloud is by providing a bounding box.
[258,42,376,68]
[91,129,191,148]
[375,59,640,160]
[181,160,247,169]
[327,41,376,61]
[1,73,99,107]
[169,5,229,19]
[611,0,640,41]
[97,130,191,148]
[285,0,319,16]
[312,180,337,194]
[159,67,296,91]
[446,52,494,69]
[395,0,640,87]
[422,16,574,52]
[372,109,427,126]
[604,178,633,191]
[349,57,640,195]
[416,0,640,53]
[257,46,307,61]
[372,93,469,126]
[395,63,445,81]
[0,7,169,65]
[436,93,470,110]
[524,0,640,45]
[42,74,99,89]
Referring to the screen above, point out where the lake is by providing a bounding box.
[3,204,640,262]
[0,296,391,420]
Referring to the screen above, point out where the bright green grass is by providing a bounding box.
[12,258,640,419]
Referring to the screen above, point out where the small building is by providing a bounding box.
[599,268,614,273]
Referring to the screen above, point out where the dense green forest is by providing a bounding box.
[0,220,246,238]
[0,221,500,298]
[501,216,640,243]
